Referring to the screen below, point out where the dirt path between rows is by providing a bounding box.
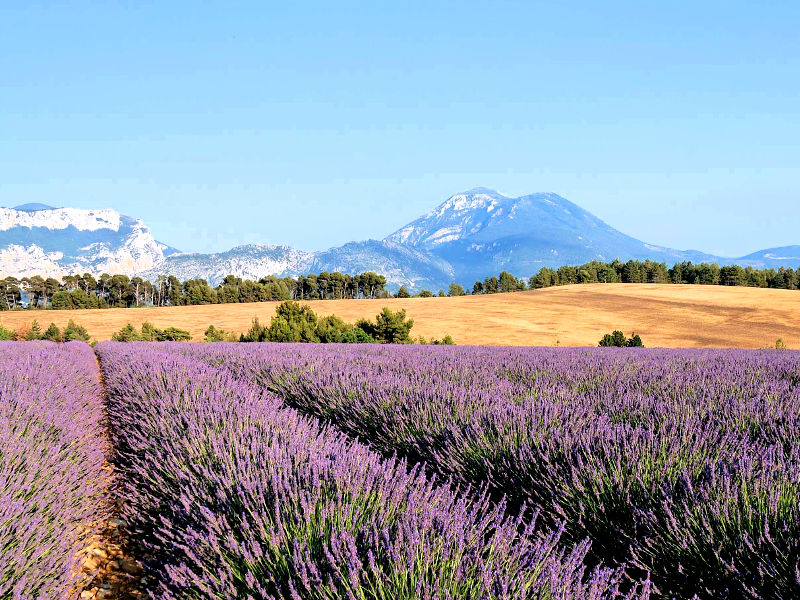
[74,355,146,600]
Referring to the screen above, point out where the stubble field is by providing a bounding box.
[1,283,798,346]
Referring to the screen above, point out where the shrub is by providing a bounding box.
[111,323,142,342]
[25,320,43,341]
[371,307,414,344]
[156,327,192,341]
[599,330,644,347]
[139,322,160,341]
[42,322,62,343]
[0,324,15,340]
[111,322,192,342]
[240,317,269,342]
[63,320,90,342]
[204,325,235,342]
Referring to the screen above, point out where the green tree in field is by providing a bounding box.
[499,271,525,292]
[371,307,414,344]
[42,322,62,343]
[139,322,159,341]
[156,327,192,341]
[599,330,644,347]
[111,323,141,342]
[63,320,90,342]
[448,282,465,296]
[204,325,232,342]
[341,327,374,343]
[417,289,434,298]
[0,325,15,340]
[26,320,43,340]
[267,301,319,342]
[395,286,411,298]
[628,333,644,347]
[240,318,270,342]
[316,315,353,343]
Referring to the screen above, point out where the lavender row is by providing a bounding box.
[181,343,800,600]
[96,342,647,600]
[0,341,110,599]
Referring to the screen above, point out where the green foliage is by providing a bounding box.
[111,322,192,342]
[417,289,434,298]
[26,320,43,341]
[111,323,141,342]
[204,325,234,342]
[267,301,320,342]
[340,326,375,344]
[776,338,788,350]
[42,323,62,343]
[499,270,526,292]
[395,286,411,298]
[240,318,270,342]
[599,331,645,348]
[0,324,15,340]
[240,302,416,345]
[63,320,90,342]
[316,315,353,343]
[139,322,159,341]
[156,327,192,341]
[448,282,465,296]
[371,308,414,344]
[419,334,456,345]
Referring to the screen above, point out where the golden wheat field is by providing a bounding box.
[1,283,798,347]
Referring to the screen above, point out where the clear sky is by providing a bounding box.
[1,1,798,256]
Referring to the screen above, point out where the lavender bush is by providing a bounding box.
[96,342,645,600]
[0,341,109,599]
[180,343,800,600]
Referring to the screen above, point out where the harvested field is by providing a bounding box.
[1,283,798,347]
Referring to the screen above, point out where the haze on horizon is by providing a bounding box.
[1,2,798,257]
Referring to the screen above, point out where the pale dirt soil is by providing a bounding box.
[2,284,799,348]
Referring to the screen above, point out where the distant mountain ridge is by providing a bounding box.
[386,188,722,283]
[1,192,798,290]
[0,204,178,279]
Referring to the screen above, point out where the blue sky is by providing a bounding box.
[1,1,798,256]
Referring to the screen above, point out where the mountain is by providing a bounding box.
[310,240,454,292]
[735,246,800,269]
[387,188,718,281]
[137,244,314,284]
[0,204,178,279]
[139,240,453,289]
[2,190,798,290]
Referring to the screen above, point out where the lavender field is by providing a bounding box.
[2,342,799,599]
[0,342,109,599]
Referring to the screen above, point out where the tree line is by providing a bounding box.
[0,271,389,310]
[3,259,798,311]
[457,260,800,296]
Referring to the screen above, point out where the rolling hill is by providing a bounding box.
[1,284,798,348]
